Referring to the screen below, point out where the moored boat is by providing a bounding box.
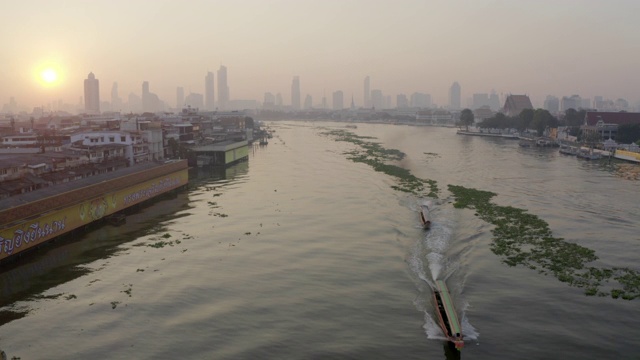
[518,139,534,148]
[559,144,578,156]
[419,204,431,229]
[433,280,464,350]
[576,148,602,160]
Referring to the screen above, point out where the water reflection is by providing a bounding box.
[443,341,462,360]
[0,192,191,326]
[189,159,249,184]
[0,160,253,326]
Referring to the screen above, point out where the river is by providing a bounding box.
[1,121,639,359]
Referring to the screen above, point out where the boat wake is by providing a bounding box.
[409,198,479,343]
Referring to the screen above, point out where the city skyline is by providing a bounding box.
[2,0,639,112]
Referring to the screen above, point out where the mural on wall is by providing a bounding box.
[0,169,188,261]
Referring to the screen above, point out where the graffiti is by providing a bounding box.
[123,177,181,205]
[0,218,66,256]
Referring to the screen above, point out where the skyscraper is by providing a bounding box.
[84,72,100,114]
[304,94,312,109]
[371,89,383,109]
[449,82,461,110]
[217,65,229,110]
[142,81,151,112]
[176,87,184,109]
[205,72,215,111]
[333,90,344,110]
[397,94,408,108]
[111,82,122,111]
[364,76,370,108]
[291,76,300,110]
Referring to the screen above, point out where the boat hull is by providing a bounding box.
[433,280,464,350]
[419,205,431,229]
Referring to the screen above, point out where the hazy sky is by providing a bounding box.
[2,0,639,110]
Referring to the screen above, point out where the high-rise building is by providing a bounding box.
[176,87,185,109]
[371,89,383,109]
[489,91,500,111]
[364,76,371,108]
[333,90,344,110]
[264,92,276,108]
[304,94,312,109]
[291,76,300,110]
[142,81,151,112]
[217,66,229,110]
[84,72,100,114]
[543,95,560,113]
[205,72,215,111]
[142,81,161,112]
[561,95,582,111]
[396,94,408,108]
[449,82,461,110]
[410,92,431,108]
[185,93,204,109]
[472,93,490,109]
[111,82,122,112]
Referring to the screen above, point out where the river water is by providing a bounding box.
[1,121,639,359]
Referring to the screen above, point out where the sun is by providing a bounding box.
[34,61,64,88]
[41,68,58,84]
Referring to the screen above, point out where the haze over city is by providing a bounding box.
[2,0,639,112]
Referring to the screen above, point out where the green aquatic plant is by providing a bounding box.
[448,184,639,300]
[322,127,638,300]
[322,129,438,197]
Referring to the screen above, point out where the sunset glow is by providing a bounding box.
[34,62,63,89]
[41,68,58,84]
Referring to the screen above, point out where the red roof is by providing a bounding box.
[585,112,640,126]
[503,95,533,116]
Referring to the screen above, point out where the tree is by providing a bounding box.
[458,108,474,131]
[531,109,556,137]
[583,131,602,148]
[616,124,640,144]
[519,108,534,131]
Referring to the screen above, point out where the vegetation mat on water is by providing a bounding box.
[448,185,640,300]
[322,127,638,300]
[321,129,438,198]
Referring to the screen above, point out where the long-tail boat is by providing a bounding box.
[419,204,431,229]
[433,279,464,350]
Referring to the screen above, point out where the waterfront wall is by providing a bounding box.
[0,161,189,262]
[0,160,187,226]
[615,149,640,163]
[225,144,249,165]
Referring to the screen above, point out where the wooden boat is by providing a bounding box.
[559,144,578,155]
[433,280,464,350]
[419,204,431,229]
[576,148,602,160]
[518,140,533,148]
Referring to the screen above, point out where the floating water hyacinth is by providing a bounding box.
[447,185,639,300]
[323,127,638,300]
[322,129,438,198]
